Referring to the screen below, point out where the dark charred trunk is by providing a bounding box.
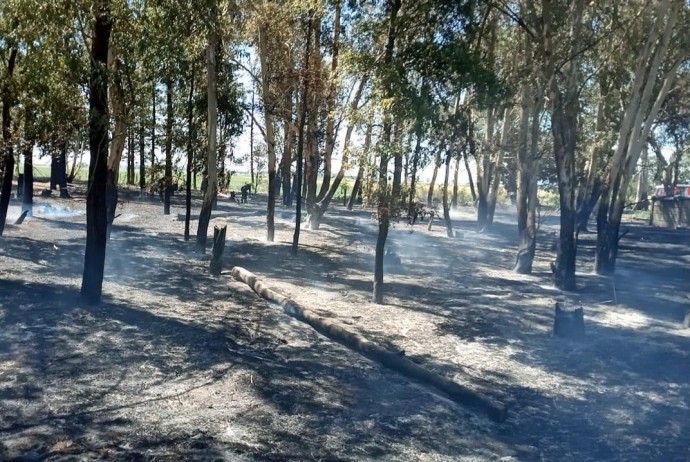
[348,166,363,210]
[50,154,57,190]
[81,7,112,304]
[150,81,156,178]
[408,127,422,214]
[209,225,227,276]
[2,47,21,235]
[105,169,117,239]
[127,131,135,184]
[58,143,70,198]
[22,143,33,215]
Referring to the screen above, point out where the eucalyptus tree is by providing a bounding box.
[595,0,690,274]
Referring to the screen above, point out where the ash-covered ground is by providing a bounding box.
[1,184,689,461]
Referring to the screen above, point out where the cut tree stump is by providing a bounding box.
[230,266,508,422]
[209,225,227,276]
[553,302,585,339]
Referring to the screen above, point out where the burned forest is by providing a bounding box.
[1,1,690,460]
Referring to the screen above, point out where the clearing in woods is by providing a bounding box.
[1,184,689,461]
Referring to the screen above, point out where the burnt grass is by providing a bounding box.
[1,184,689,461]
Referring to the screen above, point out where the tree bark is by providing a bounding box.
[106,42,126,236]
[258,23,277,242]
[184,65,195,241]
[81,5,112,304]
[427,152,441,207]
[309,75,368,229]
[139,120,146,191]
[163,78,174,215]
[0,47,17,236]
[316,0,341,202]
[197,26,219,253]
[22,142,33,215]
[292,15,313,255]
[442,151,453,238]
[209,225,227,276]
[451,155,459,208]
[373,0,401,304]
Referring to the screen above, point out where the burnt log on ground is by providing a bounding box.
[210,225,227,276]
[231,266,508,422]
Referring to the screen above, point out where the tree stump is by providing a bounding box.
[553,302,585,339]
[209,225,227,276]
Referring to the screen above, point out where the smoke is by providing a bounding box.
[31,203,85,219]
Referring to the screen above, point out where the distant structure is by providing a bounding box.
[650,184,690,229]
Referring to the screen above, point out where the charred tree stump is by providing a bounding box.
[231,266,508,422]
[553,302,585,339]
[209,225,227,276]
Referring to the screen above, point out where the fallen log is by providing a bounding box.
[230,266,508,422]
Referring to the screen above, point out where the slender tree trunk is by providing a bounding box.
[139,121,146,191]
[50,154,57,190]
[464,149,476,201]
[292,16,313,255]
[452,155,459,208]
[258,23,277,241]
[127,130,134,184]
[487,107,511,225]
[184,65,195,241]
[316,1,341,202]
[81,6,112,304]
[105,43,127,236]
[150,81,156,181]
[249,88,255,190]
[309,75,368,229]
[164,78,173,215]
[58,143,69,198]
[22,142,33,215]
[373,0,401,304]
[442,151,453,237]
[0,48,17,236]
[197,26,219,253]
[348,124,372,210]
[282,91,294,206]
[427,152,441,207]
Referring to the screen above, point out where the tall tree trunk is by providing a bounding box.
[427,152,441,207]
[106,42,126,236]
[292,15,313,255]
[544,0,584,291]
[2,46,20,236]
[316,0,341,202]
[57,143,69,198]
[476,108,494,231]
[282,90,294,206]
[464,148,477,201]
[451,155,459,208]
[164,78,173,215]
[81,5,112,304]
[249,88,255,190]
[309,75,368,229]
[258,23,277,241]
[22,142,33,215]
[373,0,401,304]
[596,2,679,274]
[127,130,134,184]
[487,107,511,225]
[634,145,649,210]
[150,80,156,181]
[184,65,195,241]
[139,120,146,191]
[442,150,453,238]
[348,124,372,210]
[197,26,219,253]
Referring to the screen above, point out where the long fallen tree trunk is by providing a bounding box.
[230,266,508,422]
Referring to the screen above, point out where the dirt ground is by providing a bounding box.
[1,184,689,461]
